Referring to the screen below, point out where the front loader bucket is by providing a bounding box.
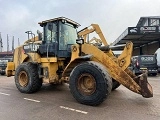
[134,72,153,98]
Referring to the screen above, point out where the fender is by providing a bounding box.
[62,54,93,77]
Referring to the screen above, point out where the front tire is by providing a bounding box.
[69,61,112,106]
[15,62,42,93]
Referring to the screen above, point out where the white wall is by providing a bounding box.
[155,48,160,71]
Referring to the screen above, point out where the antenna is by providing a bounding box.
[12,36,14,51]
[0,32,3,52]
[7,34,9,53]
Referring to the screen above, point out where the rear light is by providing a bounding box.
[136,60,139,67]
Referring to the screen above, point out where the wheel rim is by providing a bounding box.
[19,71,29,87]
[77,73,96,95]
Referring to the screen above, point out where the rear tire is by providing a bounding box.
[69,61,112,106]
[152,73,157,76]
[15,62,42,93]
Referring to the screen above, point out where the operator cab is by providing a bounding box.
[38,17,80,57]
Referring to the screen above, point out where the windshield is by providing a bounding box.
[59,22,77,50]
[44,22,57,43]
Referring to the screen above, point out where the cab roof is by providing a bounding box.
[38,17,80,27]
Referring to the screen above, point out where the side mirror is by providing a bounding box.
[76,38,84,45]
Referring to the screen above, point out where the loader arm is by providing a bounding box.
[77,24,153,98]
[78,24,132,70]
[81,44,153,97]
[81,43,140,93]
[78,24,108,45]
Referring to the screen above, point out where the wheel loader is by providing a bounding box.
[6,17,153,106]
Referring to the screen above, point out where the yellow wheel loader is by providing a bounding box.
[6,17,153,106]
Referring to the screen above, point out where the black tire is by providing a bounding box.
[152,73,157,76]
[69,61,112,106]
[112,79,120,91]
[15,62,42,93]
[0,73,5,75]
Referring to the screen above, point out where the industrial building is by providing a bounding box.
[113,16,160,55]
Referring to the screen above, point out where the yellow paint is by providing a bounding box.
[5,62,15,77]
[41,57,57,63]
[117,42,133,70]
[41,62,59,83]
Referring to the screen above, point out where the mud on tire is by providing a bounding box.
[15,62,42,93]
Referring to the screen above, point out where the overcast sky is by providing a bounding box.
[0,0,160,51]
